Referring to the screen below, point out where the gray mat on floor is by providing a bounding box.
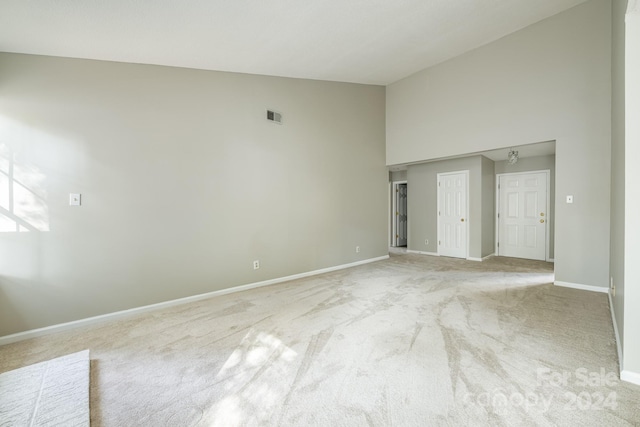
[0,349,90,426]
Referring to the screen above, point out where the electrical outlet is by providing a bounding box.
[69,193,81,206]
[355,246,360,253]
[610,277,615,297]
[253,260,260,270]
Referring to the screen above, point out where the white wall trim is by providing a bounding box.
[467,253,495,262]
[608,291,623,375]
[407,250,439,257]
[554,281,608,293]
[409,250,495,261]
[624,0,640,391]
[388,182,392,247]
[548,258,555,263]
[621,370,640,386]
[0,255,389,346]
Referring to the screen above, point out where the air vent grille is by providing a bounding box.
[266,109,282,124]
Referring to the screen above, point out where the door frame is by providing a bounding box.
[391,180,407,247]
[437,170,469,259]
[495,169,551,262]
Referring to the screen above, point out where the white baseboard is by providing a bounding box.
[0,255,389,346]
[621,370,640,386]
[608,292,623,375]
[560,283,633,385]
[407,250,439,257]
[467,253,495,262]
[548,258,555,263]
[554,281,608,293]
[407,250,494,262]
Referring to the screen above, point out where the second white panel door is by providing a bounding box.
[438,171,468,258]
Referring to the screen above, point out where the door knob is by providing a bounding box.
[540,213,545,216]
[461,218,465,222]
[540,219,545,223]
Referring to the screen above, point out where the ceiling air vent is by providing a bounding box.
[266,109,282,124]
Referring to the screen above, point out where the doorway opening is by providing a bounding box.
[392,181,407,247]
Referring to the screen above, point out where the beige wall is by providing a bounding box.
[481,156,495,258]
[387,0,611,288]
[0,53,388,336]
[495,154,556,259]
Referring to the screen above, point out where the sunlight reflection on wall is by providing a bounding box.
[0,127,50,233]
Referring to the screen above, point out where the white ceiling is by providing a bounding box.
[0,0,588,85]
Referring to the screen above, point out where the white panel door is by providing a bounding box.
[438,172,468,258]
[498,172,547,261]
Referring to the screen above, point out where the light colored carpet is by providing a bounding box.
[0,254,639,426]
[0,349,90,426]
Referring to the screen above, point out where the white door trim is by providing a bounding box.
[495,169,551,262]
[437,170,469,259]
[388,182,392,247]
[391,180,407,247]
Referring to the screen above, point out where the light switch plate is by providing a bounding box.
[69,193,81,206]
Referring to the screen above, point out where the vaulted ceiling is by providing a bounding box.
[0,0,588,85]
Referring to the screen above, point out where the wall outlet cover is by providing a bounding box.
[69,193,81,206]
